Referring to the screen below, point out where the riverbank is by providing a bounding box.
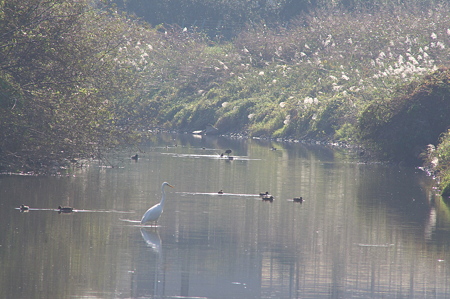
[2,2,450,197]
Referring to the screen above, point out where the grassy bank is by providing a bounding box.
[2,1,450,196]
[132,5,450,193]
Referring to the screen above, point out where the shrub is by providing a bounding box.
[249,110,286,137]
[358,68,450,163]
[426,130,450,197]
[215,99,255,133]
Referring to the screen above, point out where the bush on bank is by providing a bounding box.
[0,0,152,173]
[358,68,450,164]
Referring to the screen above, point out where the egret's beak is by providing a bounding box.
[168,184,174,188]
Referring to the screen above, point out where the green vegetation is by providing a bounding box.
[358,68,450,163]
[426,130,450,197]
[2,0,450,196]
[0,0,150,172]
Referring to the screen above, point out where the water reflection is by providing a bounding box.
[2,134,450,298]
[137,229,163,297]
[140,228,161,254]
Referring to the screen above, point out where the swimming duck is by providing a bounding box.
[58,205,73,213]
[262,195,274,202]
[293,197,303,203]
[19,204,29,211]
[131,154,139,161]
[218,190,224,194]
[259,191,269,197]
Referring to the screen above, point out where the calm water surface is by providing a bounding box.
[1,134,450,299]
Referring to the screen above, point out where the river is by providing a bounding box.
[1,133,449,298]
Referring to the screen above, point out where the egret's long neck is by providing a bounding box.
[160,186,167,207]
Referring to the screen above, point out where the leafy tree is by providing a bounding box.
[0,0,147,172]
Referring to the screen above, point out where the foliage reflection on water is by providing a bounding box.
[1,133,450,298]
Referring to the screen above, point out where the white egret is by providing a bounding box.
[141,182,174,225]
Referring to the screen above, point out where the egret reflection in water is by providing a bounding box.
[138,228,165,298]
[140,228,161,254]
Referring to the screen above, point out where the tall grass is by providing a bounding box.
[65,2,450,193]
[211,4,450,138]
[120,3,450,143]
